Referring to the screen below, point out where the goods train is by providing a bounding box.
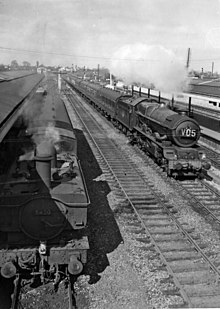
[64,76,211,177]
[0,83,90,286]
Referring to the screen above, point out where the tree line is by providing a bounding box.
[0,60,33,71]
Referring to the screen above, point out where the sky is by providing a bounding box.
[1,0,220,90]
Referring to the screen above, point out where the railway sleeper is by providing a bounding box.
[183,283,220,297]
[149,227,182,234]
[140,214,171,220]
[161,287,181,296]
[138,208,167,214]
[152,233,189,242]
[189,294,220,308]
[135,205,161,212]
[176,270,217,285]
[163,250,200,261]
[169,261,210,273]
[126,194,157,200]
[157,242,196,252]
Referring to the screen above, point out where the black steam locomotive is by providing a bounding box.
[0,81,90,285]
[64,76,210,177]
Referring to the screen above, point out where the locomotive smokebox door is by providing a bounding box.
[19,197,67,240]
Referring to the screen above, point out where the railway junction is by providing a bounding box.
[0,71,220,308]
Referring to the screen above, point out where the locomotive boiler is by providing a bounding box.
[135,100,200,147]
[0,82,90,285]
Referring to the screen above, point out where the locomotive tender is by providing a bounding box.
[65,76,210,177]
[0,81,90,284]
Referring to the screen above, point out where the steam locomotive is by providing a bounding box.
[0,79,90,286]
[64,76,210,177]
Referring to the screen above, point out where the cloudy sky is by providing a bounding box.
[1,0,220,75]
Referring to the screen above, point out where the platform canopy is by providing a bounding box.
[0,71,44,142]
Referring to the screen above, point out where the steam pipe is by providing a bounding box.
[188,97,192,116]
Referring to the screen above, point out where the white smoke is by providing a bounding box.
[44,122,60,144]
[20,94,60,160]
[31,122,60,155]
[110,44,189,93]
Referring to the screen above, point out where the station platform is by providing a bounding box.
[201,126,219,140]
[0,71,44,142]
[200,126,220,151]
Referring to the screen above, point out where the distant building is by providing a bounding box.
[37,66,47,74]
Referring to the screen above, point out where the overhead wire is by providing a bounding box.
[1,46,220,64]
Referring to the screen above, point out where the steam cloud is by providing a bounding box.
[20,94,60,160]
[110,44,189,93]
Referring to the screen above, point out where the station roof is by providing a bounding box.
[0,70,35,82]
[0,71,44,142]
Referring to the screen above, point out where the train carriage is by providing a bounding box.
[97,87,122,119]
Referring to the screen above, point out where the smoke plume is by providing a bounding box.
[20,94,60,160]
[110,44,189,93]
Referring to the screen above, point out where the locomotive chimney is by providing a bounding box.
[35,141,55,188]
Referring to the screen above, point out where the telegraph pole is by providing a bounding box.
[97,64,100,81]
[212,62,214,76]
[186,48,191,69]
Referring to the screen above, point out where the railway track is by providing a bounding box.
[199,144,220,169]
[10,274,77,309]
[132,141,220,234]
[64,88,220,308]
[131,144,220,232]
[174,180,220,224]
